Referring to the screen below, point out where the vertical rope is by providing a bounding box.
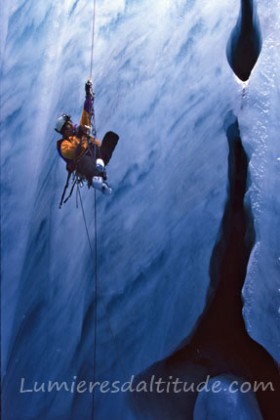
[77,186,97,420]
[78,186,143,420]
[92,188,98,420]
[89,0,97,81]
[89,2,98,418]
[84,2,143,418]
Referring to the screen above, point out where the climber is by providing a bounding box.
[55,80,119,195]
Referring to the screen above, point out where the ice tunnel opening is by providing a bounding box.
[226,0,262,82]
[134,116,280,420]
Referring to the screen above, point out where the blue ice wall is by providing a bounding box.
[1,0,279,419]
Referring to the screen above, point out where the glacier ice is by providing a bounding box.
[1,0,280,419]
[194,375,263,420]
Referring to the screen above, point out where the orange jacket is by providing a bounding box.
[60,101,100,161]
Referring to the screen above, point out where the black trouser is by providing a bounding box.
[76,147,101,182]
[76,131,119,182]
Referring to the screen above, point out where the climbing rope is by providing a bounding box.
[79,1,143,418]
[86,2,98,419]
[89,0,97,81]
[77,186,98,420]
[78,187,143,420]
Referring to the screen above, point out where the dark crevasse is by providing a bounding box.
[226,0,262,81]
[133,115,280,420]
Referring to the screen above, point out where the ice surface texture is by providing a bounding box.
[1,0,279,419]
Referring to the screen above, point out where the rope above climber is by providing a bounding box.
[55,81,119,202]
